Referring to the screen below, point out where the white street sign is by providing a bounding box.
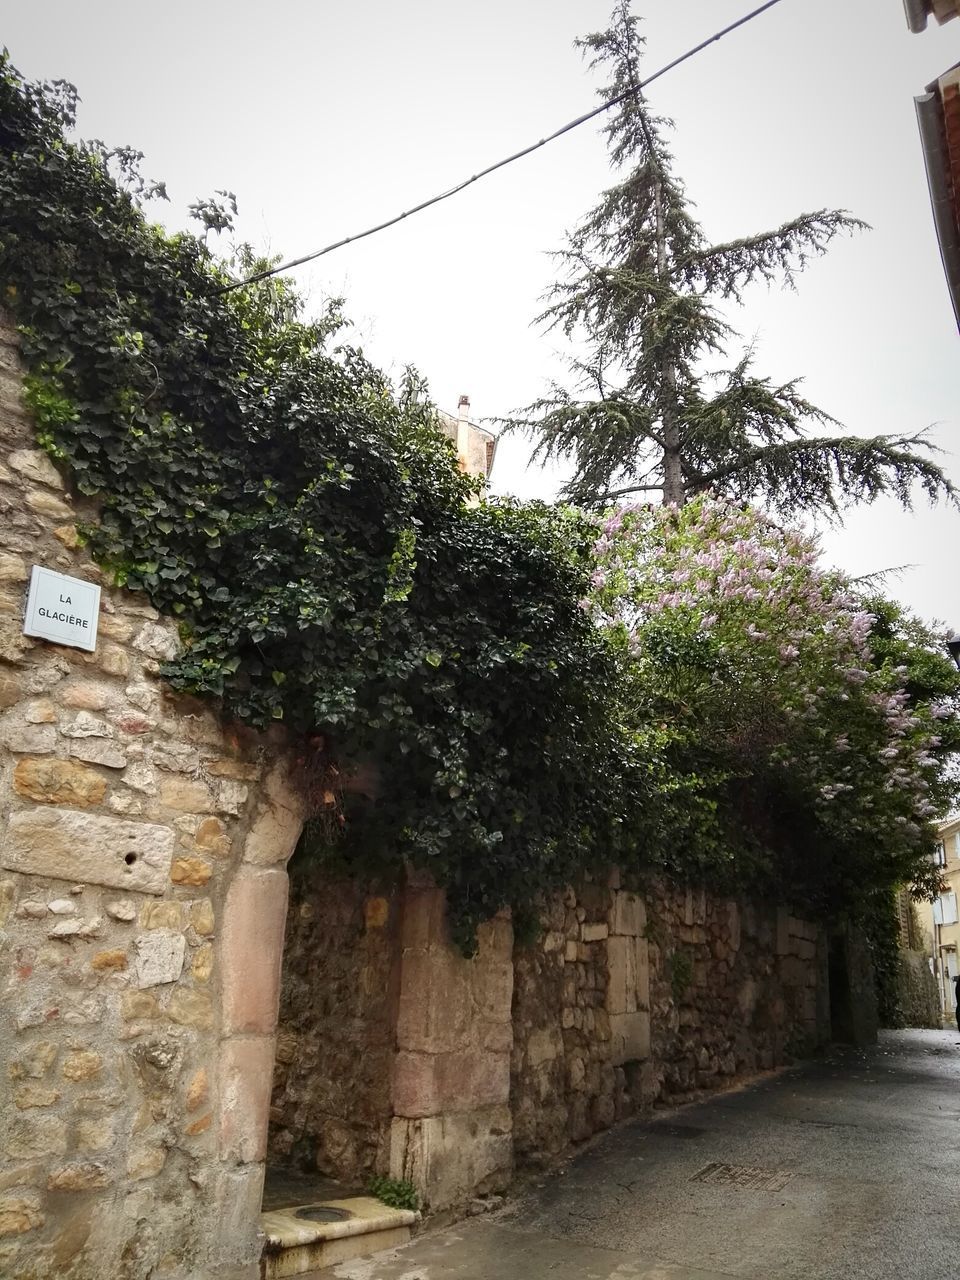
[23,566,101,652]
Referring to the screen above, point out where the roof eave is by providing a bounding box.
[915,88,960,333]
[904,0,930,31]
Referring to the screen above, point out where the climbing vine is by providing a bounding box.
[0,57,629,943]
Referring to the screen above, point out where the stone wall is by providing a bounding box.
[0,315,306,1279]
[268,872,400,1185]
[512,875,827,1164]
[896,949,941,1029]
[388,883,514,1209]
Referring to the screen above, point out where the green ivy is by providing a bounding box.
[0,56,630,944]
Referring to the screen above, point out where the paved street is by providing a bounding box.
[326,1030,960,1280]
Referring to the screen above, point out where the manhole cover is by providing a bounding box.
[690,1162,793,1192]
[294,1205,352,1223]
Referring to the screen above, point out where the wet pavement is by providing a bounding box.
[322,1029,960,1280]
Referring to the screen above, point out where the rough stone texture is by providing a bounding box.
[388,885,514,1209]
[511,877,827,1165]
[268,874,400,1186]
[896,948,941,1029]
[0,314,303,1280]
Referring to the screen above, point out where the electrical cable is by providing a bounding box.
[213,0,786,296]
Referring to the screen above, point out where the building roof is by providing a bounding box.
[904,0,960,32]
[915,63,960,331]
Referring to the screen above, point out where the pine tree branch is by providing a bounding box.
[679,211,869,297]
[688,431,957,518]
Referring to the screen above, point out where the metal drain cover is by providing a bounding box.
[690,1162,793,1192]
[294,1205,352,1223]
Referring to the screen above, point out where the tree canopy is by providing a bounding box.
[515,2,956,518]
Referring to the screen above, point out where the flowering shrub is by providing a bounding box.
[589,497,960,912]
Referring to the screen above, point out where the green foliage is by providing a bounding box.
[589,497,960,912]
[512,3,955,517]
[0,54,629,943]
[367,1175,419,1212]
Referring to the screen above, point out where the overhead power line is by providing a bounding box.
[214,0,786,296]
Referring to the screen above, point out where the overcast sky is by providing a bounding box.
[6,1,960,628]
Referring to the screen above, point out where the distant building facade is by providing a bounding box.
[925,814,960,1017]
[437,394,497,484]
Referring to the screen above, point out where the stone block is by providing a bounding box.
[61,1051,103,1082]
[14,1084,60,1109]
[4,1116,68,1160]
[167,988,213,1029]
[581,921,609,942]
[140,900,183,930]
[241,764,305,865]
[153,740,201,774]
[126,1146,166,1180]
[158,775,215,813]
[221,868,289,1035]
[396,948,471,1054]
[46,1162,111,1192]
[219,1035,275,1163]
[186,1067,208,1113]
[8,1042,58,1080]
[208,1165,267,1268]
[389,1105,513,1211]
[133,622,180,661]
[606,934,638,1016]
[392,1050,510,1118]
[69,738,127,769]
[609,890,646,937]
[190,898,215,936]
[8,448,64,489]
[61,711,113,739]
[0,1192,44,1237]
[0,718,56,753]
[13,755,108,811]
[134,930,186,988]
[400,885,446,952]
[171,856,212,887]
[206,758,260,781]
[26,488,72,519]
[474,960,513,1023]
[216,779,248,815]
[2,809,175,894]
[194,816,231,858]
[192,944,213,982]
[23,698,55,723]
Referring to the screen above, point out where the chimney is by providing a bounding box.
[457,394,470,421]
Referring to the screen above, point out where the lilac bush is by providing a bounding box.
[588,497,959,909]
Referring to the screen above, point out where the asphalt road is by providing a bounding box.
[326,1029,960,1280]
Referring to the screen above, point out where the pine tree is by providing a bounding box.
[517,3,955,516]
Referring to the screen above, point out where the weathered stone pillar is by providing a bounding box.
[388,883,514,1209]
